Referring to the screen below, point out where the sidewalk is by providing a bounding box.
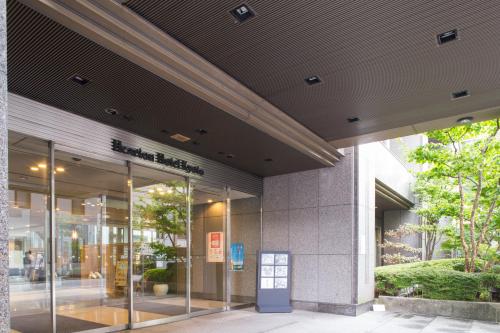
[124,308,499,333]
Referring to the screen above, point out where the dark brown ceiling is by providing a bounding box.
[125,0,500,141]
[6,0,325,177]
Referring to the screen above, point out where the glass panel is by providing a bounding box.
[55,151,129,330]
[8,131,51,333]
[190,182,227,312]
[229,191,261,307]
[131,165,187,322]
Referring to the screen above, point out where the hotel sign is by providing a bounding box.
[111,139,205,176]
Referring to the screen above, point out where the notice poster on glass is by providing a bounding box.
[207,231,224,262]
[230,242,244,271]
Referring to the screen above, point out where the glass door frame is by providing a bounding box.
[39,147,258,332]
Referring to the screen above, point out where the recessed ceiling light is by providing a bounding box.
[226,154,235,159]
[457,116,473,124]
[30,166,39,171]
[56,167,65,172]
[437,29,458,45]
[347,117,360,123]
[69,74,90,86]
[305,75,321,85]
[37,163,47,169]
[230,4,255,23]
[451,90,469,100]
[104,108,119,115]
[207,199,213,203]
[217,151,225,155]
[264,158,273,162]
[170,133,191,142]
[196,129,208,135]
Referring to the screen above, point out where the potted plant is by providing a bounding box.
[143,268,173,296]
[134,180,187,297]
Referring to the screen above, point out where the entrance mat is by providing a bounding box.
[110,302,204,316]
[11,313,107,333]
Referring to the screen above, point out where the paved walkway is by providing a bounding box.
[125,309,499,333]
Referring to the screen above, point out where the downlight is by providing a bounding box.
[457,116,473,124]
[170,133,191,142]
[437,29,458,45]
[451,90,469,100]
[231,4,255,23]
[305,75,321,85]
[347,117,360,123]
[69,74,90,86]
[104,108,119,115]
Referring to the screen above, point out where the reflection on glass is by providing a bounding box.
[230,192,261,306]
[190,183,226,312]
[261,266,274,277]
[55,151,129,330]
[275,254,288,265]
[8,132,51,333]
[132,165,187,322]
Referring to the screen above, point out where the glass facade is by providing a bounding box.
[7,131,262,333]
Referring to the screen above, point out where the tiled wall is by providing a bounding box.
[262,148,367,309]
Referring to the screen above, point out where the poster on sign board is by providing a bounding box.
[230,242,244,271]
[207,231,224,262]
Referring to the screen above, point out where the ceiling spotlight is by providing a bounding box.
[217,151,225,155]
[451,90,469,100]
[170,133,191,142]
[30,166,39,171]
[347,117,360,123]
[207,199,213,203]
[56,167,65,172]
[457,116,473,124]
[196,129,208,135]
[264,158,273,162]
[69,74,90,86]
[231,4,255,23]
[104,108,119,116]
[37,163,47,169]
[226,154,235,159]
[437,29,458,45]
[305,75,321,85]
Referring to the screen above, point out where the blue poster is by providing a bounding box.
[230,243,244,271]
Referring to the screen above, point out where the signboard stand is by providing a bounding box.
[256,250,292,313]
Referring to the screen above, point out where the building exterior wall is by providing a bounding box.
[262,148,374,315]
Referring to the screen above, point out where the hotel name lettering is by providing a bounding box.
[111,139,205,176]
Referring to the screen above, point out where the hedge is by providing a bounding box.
[375,259,499,301]
[143,268,172,283]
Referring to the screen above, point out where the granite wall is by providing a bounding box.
[262,147,374,316]
[0,0,9,330]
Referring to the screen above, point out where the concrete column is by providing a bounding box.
[262,147,374,316]
[0,0,9,331]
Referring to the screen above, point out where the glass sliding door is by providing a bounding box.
[54,151,130,331]
[228,191,261,308]
[8,132,51,333]
[131,165,188,324]
[190,182,227,313]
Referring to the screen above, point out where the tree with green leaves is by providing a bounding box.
[134,180,187,264]
[409,119,499,272]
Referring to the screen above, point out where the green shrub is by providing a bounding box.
[492,265,500,274]
[143,268,172,283]
[375,259,499,302]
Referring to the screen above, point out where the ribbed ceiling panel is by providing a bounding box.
[7,0,324,177]
[126,0,500,140]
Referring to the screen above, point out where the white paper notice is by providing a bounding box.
[261,278,274,289]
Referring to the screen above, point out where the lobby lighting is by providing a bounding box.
[230,4,255,23]
[56,167,65,172]
[207,199,213,203]
[457,116,473,124]
[451,90,469,100]
[171,133,191,142]
[30,166,39,171]
[305,75,321,85]
[69,74,90,86]
[37,163,47,168]
[71,230,78,240]
[437,29,457,45]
